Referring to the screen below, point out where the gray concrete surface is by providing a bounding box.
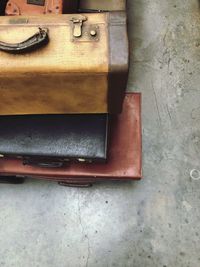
[0,0,200,266]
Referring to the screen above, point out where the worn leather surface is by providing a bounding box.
[0,93,142,181]
[5,0,78,15]
[0,114,108,162]
[0,12,128,115]
[108,12,129,113]
[79,0,126,11]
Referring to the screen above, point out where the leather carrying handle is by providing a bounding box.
[0,27,49,54]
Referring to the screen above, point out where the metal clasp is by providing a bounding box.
[70,16,87,38]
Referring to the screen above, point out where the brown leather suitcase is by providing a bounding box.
[0,93,142,186]
[79,0,126,12]
[0,12,128,115]
[5,0,78,15]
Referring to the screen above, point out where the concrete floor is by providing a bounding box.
[0,1,200,266]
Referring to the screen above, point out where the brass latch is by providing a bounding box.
[70,16,87,38]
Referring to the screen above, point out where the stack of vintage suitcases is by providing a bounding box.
[0,0,142,187]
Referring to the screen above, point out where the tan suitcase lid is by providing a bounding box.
[0,12,128,115]
[0,14,108,73]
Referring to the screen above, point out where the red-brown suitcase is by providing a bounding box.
[5,0,78,15]
[0,93,142,186]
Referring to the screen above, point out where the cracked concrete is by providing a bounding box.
[0,0,200,266]
[77,193,91,267]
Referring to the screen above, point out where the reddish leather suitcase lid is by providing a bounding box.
[5,0,78,15]
[0,93,142,180]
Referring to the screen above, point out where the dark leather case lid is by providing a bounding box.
[0,114,108,161]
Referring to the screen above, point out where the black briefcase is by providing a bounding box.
[0,114,108,167]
